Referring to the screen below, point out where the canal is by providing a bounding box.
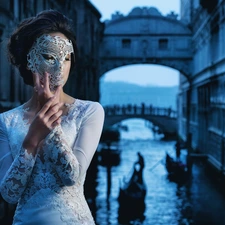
[86,119,225,225]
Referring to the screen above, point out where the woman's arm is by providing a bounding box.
[43,102,104,185]
[0,115,37,204]
[0,92,62,203]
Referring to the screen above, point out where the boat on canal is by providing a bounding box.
[118,152,147,223]
[165,152,188,179]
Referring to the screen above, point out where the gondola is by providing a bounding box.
[165,152,188,179]
[118,152,147,223]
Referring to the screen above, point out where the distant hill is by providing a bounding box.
[100,81,178,109]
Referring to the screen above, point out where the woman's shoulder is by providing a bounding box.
[0,104,24,122]
[75,99,104,112]
[68,99,104,119]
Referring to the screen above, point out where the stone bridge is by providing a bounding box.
[103,104,177,138]
[100,7,193,79]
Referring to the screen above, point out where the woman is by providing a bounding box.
[0,9,104,225]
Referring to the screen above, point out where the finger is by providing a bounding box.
[54,85,62,98]
[49,109,63,125]
[33,73,41,89]
[44,72,50,89]
[39,72,47,89]
[33,73,42,94]
[38,96,57,115]
[47,97,63,113]
[39,72,53,99]
[45,103,61,119]
[52,117,62,128]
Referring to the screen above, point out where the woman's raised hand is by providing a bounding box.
[22,73,63,154]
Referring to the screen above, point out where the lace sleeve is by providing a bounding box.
[43,102,104,185]
[0,114,37,204]
[0,149,36,204]
[43,125,80,186]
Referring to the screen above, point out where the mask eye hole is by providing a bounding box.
[42,54,56,64]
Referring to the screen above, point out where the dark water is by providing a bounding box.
[88,120,225,225]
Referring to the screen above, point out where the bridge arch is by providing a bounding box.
[100,7,193,79]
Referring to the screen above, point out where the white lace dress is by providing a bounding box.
[0,99,104,225]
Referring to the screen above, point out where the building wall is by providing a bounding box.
[179,0,225,170]
[0,0,104,112]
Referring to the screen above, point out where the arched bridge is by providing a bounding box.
[100,7,193,79]
[103,104,177,138]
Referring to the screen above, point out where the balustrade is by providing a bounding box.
[104,104,177,118]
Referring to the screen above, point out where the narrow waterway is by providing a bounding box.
[88,119,225,225]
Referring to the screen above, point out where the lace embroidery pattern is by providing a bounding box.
[2,105,29,158]
[0,148,36,204]
[0,100,97,224]
[44,125,79,186]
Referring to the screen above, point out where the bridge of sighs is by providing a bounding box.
[99,7,193,80]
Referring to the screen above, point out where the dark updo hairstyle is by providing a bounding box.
[7,9,77,86]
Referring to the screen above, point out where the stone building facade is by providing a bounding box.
[179,0,225,171]
[0,0,104,112]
